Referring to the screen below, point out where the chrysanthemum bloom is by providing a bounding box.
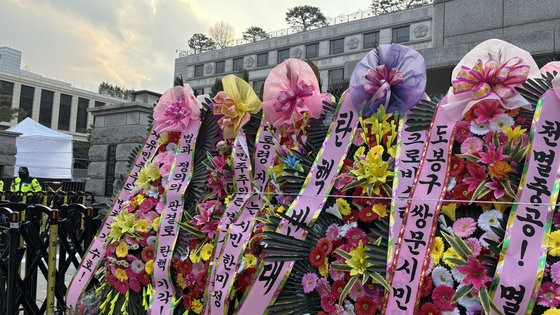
[301,272,318,293]
[537,282,560,308]
[453,217,477,238]
[432,285,457,311]
[355,295,376,315]
[477,210,503,232]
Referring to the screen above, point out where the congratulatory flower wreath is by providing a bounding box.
[68,40,560,315]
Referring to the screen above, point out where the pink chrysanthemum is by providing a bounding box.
[320,294,337,313]
[432,285,457,311]
[453,217,477,238]
[552,262,560,285]
[455,121,473,143]
[466,238,482,256]
[537,282,560,308]
[302,272,318,293]
[460,136,483,155]
[326,224,341,241]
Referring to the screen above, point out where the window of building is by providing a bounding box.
[95,101,105,107]
[58,94,72,131]
[306,43,319,59]
[194,64,204,77]
[0,80,14,122]
[233,57,244,71]
[277,49,290,64]
[392,25,410,43]
[76,97,89,133]
[328,68,345,87]
[18,85,34,122]
[330,38,345,55]
[257,53,269,67]
[215,60,225,74]
[253,80,265,97]
[39,89,54,127]
[363,31,380,49]
[193,88,205,96]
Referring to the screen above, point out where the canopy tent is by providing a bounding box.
[7,118,73,179]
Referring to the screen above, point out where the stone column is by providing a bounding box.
[0,130,20,177]
[86,101,152,203]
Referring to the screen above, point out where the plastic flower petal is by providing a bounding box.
[153,85,201,133]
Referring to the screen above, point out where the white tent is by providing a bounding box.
[7,118,73,179]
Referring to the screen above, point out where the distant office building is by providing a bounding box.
[175,0,560,97]
[0,47,120,141]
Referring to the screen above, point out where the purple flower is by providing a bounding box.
[326,224,341,241]
[552,262,560,285]
[301,272,318,293]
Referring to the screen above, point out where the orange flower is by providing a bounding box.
[488,161,513,180]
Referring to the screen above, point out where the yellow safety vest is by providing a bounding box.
[10,177,42,193]
[0,180,3,192]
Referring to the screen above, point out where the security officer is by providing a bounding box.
[0,179,3,192]
[10,166,42,193]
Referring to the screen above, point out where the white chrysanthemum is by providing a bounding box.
[469,121,490,135]
[479,231,499,248]
[478,210,503,232]
[431,266,454,287]
[340,222,358,237]
[447,177,456,191]
[457,285,482,309]
[442,308,461,315]
[450,267,465,283]
[490,113,514,131]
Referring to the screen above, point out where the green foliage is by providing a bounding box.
[98,82,134,100]
[243,26,270,42]
[0,105,26,122]
[285,5,328,31]
[188,33,216,53]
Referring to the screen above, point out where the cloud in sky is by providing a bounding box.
[0,0,369,93]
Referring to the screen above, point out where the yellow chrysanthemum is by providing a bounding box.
[372,204,388,218]
[544,308,560,315]
[443,247,461,268]
[145,260,154,274]
[136,219,150,233]
[132,194,145,207]
[503,125,526,141]
[347,241,370,276]
[135,163,160,189]
[547,230,560,256]
[200,243,214,261]
[191,299,203,314]
[244,253,257,268]
[190,249,202,263]
[116,241,128,258]
[176,274,187,289]
[431,237,445,265]
[152,217,160,232]
[114,211,137,235]
[336,198,351,216]
[440,203,456,221]
[115,268,128,281]
[319,259,329,277]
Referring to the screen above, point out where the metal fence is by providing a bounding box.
[0,191,105,314]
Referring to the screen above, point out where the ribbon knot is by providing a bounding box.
[273,81,315,113]
[363,65,403,102]
[452,57,529,102]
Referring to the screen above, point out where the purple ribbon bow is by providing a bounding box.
[273,81,315,114]
[363,65,404,103]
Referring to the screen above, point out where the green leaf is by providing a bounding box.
[176,221,205,238]
[331,263,353,272]
[500,179,518,201]
[478,287,491,315]
[333,248,352,261]
[443,257,468,266]
[342,178,368,191]
[451,284,473,303]
[471,179,491,202]
[370,272,390,292]
[452,233,475,258]
[441,232,469,260]
[456,154,480,163]
[339,275,359,306]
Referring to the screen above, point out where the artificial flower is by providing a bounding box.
[116,241,128,258]
[316,238,333,255]
[326,224,341,241]
[135,163,160,190]
[347,241,369,277]
[153,86,201,133]
[346,227,367,247]
[320,294,337,313]
[331,280,346,299]
[490,113,514,131]
[485,176,506,199]
[449,157,465,177]
[537,282,560,308]
[136,219,150,233]
[200,243,214,261]
[469,121,490,136]
[431,266,454,287]
[145,260,154,274]
[454,121,473,143]
[302,272,318,293]
[488,160,513,180]
[552,262,560,285]
[432,285,457,311]
[355,295,376,315]
[131,260,145,274]
[309,247,327,267]
[452,217,477,238]
[503,125,526,141]
[244,253,257,269]
[191,299,203,314]
[544,308,560,315]
[443,248,462,268]
[358,206,378,222]
[419,302,441,315]
[479,231,499,248]
[463,163,487,192]
[548,231,560,256]
[350,146,393,196]
[141,246,155,262]
[114,211,138,236]
[318,260,329,277]
[440,203,457,221]
[478,144,507,165]
[460,136,483,155]
[456,256,491,291]
[431,237,445,265]
[115,268,128,282]
[477,210,503,232]
[336,198,351,216]
[466,238,482,256]
[372,203,388,218]
[473,100,505,124]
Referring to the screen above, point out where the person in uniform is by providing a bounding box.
[10,166,42,193]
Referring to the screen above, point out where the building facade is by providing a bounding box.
[0,47,121,142]
[175,0,560,96]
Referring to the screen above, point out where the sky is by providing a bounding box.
[0,0,370,93]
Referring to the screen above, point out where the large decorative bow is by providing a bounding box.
[153,85,201,133]
[349,44,426,116]
[273,81,315,113]
[262,59,323,128]
[213,75,262,139]
[442,39,540,121]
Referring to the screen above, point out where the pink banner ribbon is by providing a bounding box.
[206,128,277,314]
[66,129,160,310]
[387,114,428,274]
[491,90,560,314]
[206,131,254,312]
[385,101,456,314]
[237,92,359,314]
[151,120,201,314]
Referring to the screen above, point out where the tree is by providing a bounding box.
[285,5,328,32]
[188,33,216,53]
[0,105,26,122]
[370,0,432,15]
[243,26,270,42]
[209,21,235,49]
[98,82,134,100]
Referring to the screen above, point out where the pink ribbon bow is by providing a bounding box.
[153,85,201,133]
[363,64,403,102]
[452,57,529,102]
[273,81,315,114]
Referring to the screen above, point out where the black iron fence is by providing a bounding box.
[0,191,105,314]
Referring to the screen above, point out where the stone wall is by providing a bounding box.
[85,102,152,202]
[0,130,19,177]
